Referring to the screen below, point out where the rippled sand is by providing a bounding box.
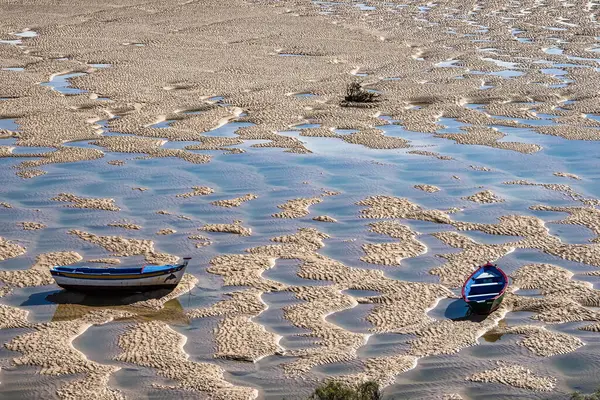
[1,0,600,398]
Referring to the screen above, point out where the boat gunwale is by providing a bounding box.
[50,260,189,280]
[461,263,509,305]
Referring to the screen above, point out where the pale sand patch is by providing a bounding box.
[188,234,212,248]
[580,323,600,332]
[176,186,214,198]
[501,325,583,357]
[200,221,251,236]
[115,321,257,399]
[554,172,581,180]
[468,365,556,391]
[214,315,283,362]
[0,285,12,298]
[16,169,47,178]
[0,236,26,261]
[0,251,81,288]
[189,290,266,319]
[52,193,120,211]
[131,273,198,310]
[339,128,410,149]
[204,227,446,374]
[107,160,125,166]
[211,193,258,208]
[361,222,426,265]
[0,304,29,328]
[297,255,450,334]
[338,355,418,387]
[414,184,440,193]
[91,136,211,164]
[536,125,600,141]
[208,255,283,291]
[436,126,541,154]
[530,204,600,243]
[272,197,323,218]
[442,394,464,400]
[16,148,104,169]
[408,308,506,357]
[441,393,463,400]
[407,150,454,160]
[511,295,600,325]
[504,180,599,206]
[0,202,12,208]
[462,190,505,204]
[88,258,121,264]
[184,136,245,154]
[247,228,330,259]
[283,285,367,375]
[108,221,141,230]
[6,310,131,400]
[18,221,46,230]
[322,190,341,197]
[247,228,450,347]
[131,187,147,192]
[156,228,176,235]
[358,196,452,224]
[429,231,515,287]
[470,165,491,172]
[68,230,178,264]
[313,215,337,222]
[512,263,600,307]
[453,215,600,277]
[357,196,598,286]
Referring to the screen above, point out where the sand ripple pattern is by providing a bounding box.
[116,321,257,399]
[6,310,132,400]
[52,193,120,211]
[468,365,556,391]
[68,230,178,264]
[272,197,323,218]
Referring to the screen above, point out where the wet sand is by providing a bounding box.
[1,0,600,398]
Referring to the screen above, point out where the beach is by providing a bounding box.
[1,0,600,398]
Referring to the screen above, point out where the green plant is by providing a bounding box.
[570,387,600,400]
[309,380,382,400]
[345,82,377,103]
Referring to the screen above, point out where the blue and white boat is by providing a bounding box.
[462,262,508,314]
[50,258,191,293]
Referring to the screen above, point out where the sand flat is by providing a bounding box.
[1,0,600,398]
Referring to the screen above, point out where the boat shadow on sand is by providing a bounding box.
[22,289,190,325]
[444,298,491,323]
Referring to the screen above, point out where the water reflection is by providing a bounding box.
[24,289,190,325]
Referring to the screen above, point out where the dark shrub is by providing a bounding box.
[345,82,377,103]
[309,380,382,400]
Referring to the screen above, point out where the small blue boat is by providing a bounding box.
[50,258,191,293]
[462,262,508,314]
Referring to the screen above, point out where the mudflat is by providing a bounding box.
[1,0,600,399]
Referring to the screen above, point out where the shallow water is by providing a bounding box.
[2,2,600,399]
[2,111,599,398]
[40,72,88,95]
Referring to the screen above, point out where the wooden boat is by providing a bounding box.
[50,258,191,293]
[462,262,508,314]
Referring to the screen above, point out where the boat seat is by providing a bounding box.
[470,282,503,288]
[467,293,500,299]
[475,272,496,279]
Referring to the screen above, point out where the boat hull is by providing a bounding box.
[51,265,186,293]
[55,284,180,293]
[467,292,505,314]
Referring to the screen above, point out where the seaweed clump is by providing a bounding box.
[309,380,382,400]
[342,82,379,107]
[571,388,600,400]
